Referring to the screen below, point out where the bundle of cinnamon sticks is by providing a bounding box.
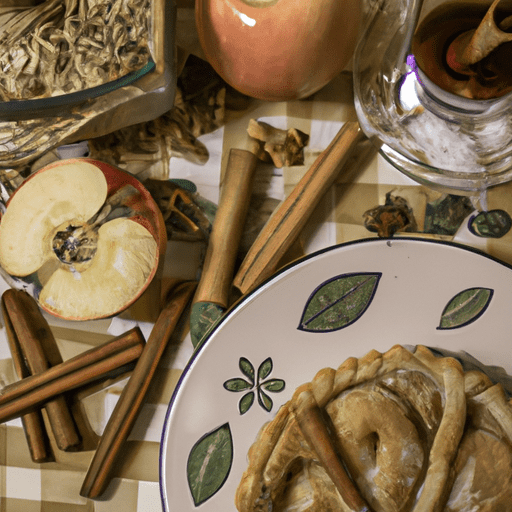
[0,280,196,500]
[0,288,147,461]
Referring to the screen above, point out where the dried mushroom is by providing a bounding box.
[87,86,222,178]
[144,179,213,242]
[247,119,310,168]
[0,159,161,320]
[0,0,151,101]
[363,192,418,238]
[88,55,249,176]
[0,114,86,169]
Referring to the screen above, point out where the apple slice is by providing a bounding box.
[0,160,108,277]
[0,158,164,321]
[38,218,158,320]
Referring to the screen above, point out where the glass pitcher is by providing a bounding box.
[353,0,512,193]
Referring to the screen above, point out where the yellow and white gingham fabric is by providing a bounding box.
[2,50,512,512]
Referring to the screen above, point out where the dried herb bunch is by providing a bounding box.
[89,56,252,175]
[0,0,151,101]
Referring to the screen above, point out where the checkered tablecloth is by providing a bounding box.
[2,39,512,512]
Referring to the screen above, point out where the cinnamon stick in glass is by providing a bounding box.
[0,327,145,423]
[2,289,81,451]
[80,280,196,499]
[1,298,54,463]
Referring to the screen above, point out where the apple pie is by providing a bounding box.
[235,345,512,512]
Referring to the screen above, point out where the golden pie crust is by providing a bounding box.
[235,345,512,512]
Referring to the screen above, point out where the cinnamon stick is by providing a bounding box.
[194,148,259,307]
[2,289,81,451]
[232,121,365,297]
[1,298,54,463]
[80,280,197,499]
[0,327,145,423]
[190,148,259,347]
[291,389,372,512]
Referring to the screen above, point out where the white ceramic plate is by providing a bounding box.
[160,237,512,511]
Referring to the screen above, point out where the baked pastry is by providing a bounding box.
[235,345,512,512]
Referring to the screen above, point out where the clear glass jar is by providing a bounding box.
[354,0,512,193]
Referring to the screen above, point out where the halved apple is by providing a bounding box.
[0,158,166,321]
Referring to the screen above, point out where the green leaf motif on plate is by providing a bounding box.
[258,357,273,381]
[239,357,255,385]
[239,391,255,414]
[224,378,253,392]
[438,287,493,329]
[468,209,512,239]
[262,379,286,392]
[258,389,273,412]
[190,301,224,349]
[224,357,285,415]
[299,272,382,332]
[187,423,233,506]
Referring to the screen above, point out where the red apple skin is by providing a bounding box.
[195,0,362,101]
